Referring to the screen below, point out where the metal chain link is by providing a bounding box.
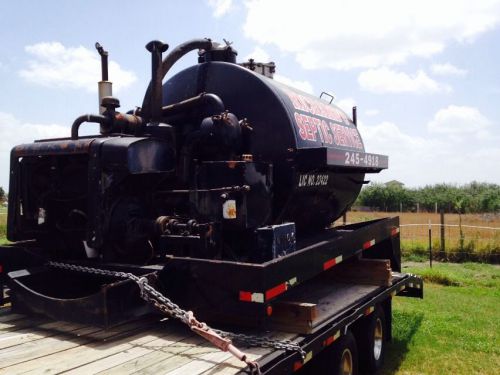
[47,261,305,358]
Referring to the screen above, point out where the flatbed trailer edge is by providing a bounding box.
[252,272,423,374]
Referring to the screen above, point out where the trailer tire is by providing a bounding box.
[329,330,358,375]
[304,330,358,375]
[356,305,386,373]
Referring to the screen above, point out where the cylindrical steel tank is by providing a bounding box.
[163,61,387,234]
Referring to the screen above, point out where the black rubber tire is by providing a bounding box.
[356,305,386,373]
[330,330,359,375]
[303,330,358,375]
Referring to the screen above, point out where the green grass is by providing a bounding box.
[0,206,6,244]
[381,262,500,374]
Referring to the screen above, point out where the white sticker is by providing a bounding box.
[37,208,46,225]
[223,200,237,219]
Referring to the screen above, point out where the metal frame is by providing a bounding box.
[162,217,402,322]
[249,273,423,374]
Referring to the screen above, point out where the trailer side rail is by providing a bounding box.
[253,272,423,374]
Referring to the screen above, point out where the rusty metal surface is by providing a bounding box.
[12,138,94,157]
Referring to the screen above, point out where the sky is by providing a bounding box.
[0,0,499,189]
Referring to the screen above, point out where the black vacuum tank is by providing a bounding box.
[163,61,386,233]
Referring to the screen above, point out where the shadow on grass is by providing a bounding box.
[379,310,424,375]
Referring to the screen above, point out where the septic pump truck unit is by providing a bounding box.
[0,39,423,375]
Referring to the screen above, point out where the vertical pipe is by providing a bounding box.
[352,106,357,126]
[95,43,112,114]
[145,40,169,123]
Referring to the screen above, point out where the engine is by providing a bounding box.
[7,39,387,264]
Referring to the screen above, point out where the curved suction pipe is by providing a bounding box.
[141,38,214,121]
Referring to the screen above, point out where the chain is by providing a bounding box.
[47,261,305,358]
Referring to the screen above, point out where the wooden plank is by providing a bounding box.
[268,280,379,333]
[271,301,317,322]
[327,259,392,286]
[100,335,204,375]
[0,326,104,368]
[0,316,48,332]
[17,329,168,374]
[0,312,26,324]
[0,318,157,369]
[0,321,85,350]
[2,318,173,374]
[164,349,234,375]
[132,339,224,375]
[199,347,270,375]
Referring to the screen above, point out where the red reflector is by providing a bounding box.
[266,305,273,316]
[323,258,336,270]
[265,283,287,301]
[323,336,334,346]
[0,264,3,273]
[293,361,303,371]
[363,239,375,250]
[239,291,252,302]
[391,228,400,236]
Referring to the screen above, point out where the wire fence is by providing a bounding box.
[399,223,499,263]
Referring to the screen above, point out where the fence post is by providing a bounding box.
[342,212,347,226]
[428,219,432,268]
[440,209,445,258]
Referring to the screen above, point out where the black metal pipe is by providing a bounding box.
[352,106,357,126]
[161,93,225,118]
[145,40,169,123]
[71,114,107,140]
[95,42,108,81]
[141,38,214,121]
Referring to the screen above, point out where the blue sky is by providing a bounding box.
[1,0,499,189]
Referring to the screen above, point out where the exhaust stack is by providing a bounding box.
[95,42,112,114]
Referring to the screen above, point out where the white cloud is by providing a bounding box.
[334,97,356,114]
[427,105,491,137]
[274,74,314,94]
[359,120,499,186]
[365,109,380,117]
[243,46,271,62]
[431,63,468,76]
[358,68,451,94]
[19,42,137,93]
[243,0,500,70]
[206,0,233,18]
[0,112,69,189]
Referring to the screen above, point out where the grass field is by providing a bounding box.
[0,206,6,245]
[382,261,500,375]
[335,211,500,262]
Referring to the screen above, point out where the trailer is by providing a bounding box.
[0,217,423,374]
[0,38,423,374]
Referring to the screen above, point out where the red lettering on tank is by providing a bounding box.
[312,117,324,143]
[294,112,309,140]
[304,115,317,141]
[321,120,333,144]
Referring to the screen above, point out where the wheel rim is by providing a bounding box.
[340,348,353,375]
[373,317,383,361]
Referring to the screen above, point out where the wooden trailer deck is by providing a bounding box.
[0,307,292,375]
